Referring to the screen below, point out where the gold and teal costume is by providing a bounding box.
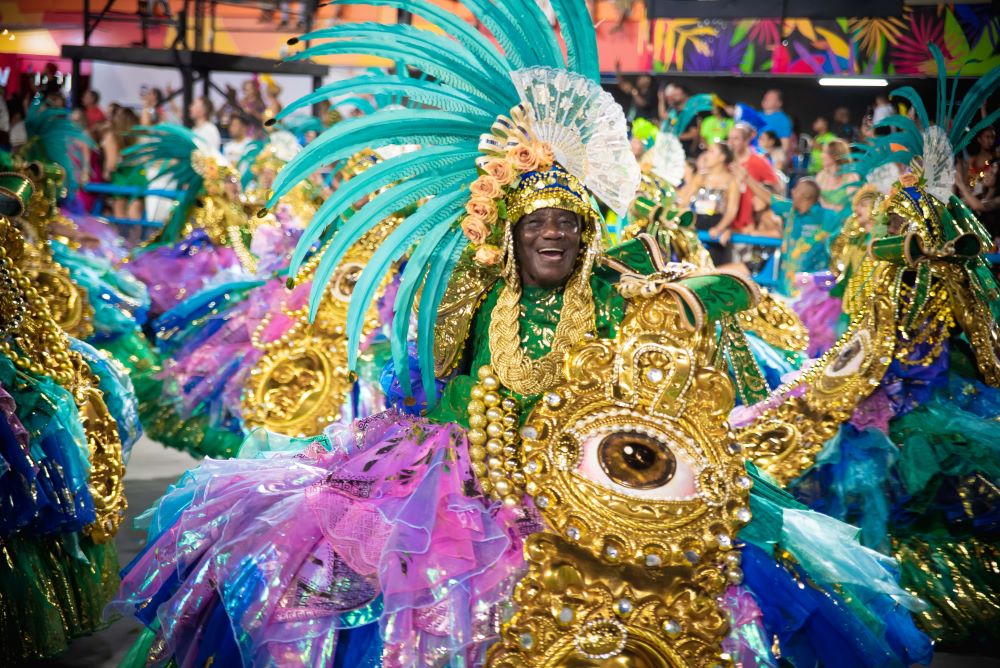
[110,2,931,666]
[737,55,1000,645]
[0,176,130,663]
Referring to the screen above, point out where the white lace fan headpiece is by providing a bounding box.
[506,67,640,217]
[648,132,686,187]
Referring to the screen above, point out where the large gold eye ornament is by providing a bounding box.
[578,427,698,501]
[598,431,676,490]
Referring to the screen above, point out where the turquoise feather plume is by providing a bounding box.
[672,93,714,137]
[307,168,475,319]
[238,139,267,187]
[22,101,95,197]
[347,191,465,373]
[277,76,496,121]
[330,0,513,74]
[870,44,1000,201]
[550,0,599,81]
[276,0,603,402]
[287,145,479,272]
[269,111,485,203]
[417,230,468,398]
[122,123,205,244]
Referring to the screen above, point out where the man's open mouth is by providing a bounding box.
[537,247,566,260]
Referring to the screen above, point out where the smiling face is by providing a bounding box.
[514,207,583,289]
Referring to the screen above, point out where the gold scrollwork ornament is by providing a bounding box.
[488,273,753,668]
[242,215,403,436]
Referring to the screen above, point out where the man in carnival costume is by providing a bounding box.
[737,46,1000,650]
[111,2,932,666]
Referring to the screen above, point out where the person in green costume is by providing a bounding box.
[0,176,131,664]
[808,115,838,174]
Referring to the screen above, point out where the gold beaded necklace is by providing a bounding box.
[487,221,598,397]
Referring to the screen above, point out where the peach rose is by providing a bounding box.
[506,144,539,173]
[461,216,491,245]
[534,142,555,170]
[474,244,503,266]
[469,174,503,200]
[466,196,498,225]
[899,172,919,188]
[482,158,516,186]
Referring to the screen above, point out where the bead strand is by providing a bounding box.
[467,365,524,509]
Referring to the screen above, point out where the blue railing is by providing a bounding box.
[696,230,782,288]
[697,232,782,248]
[83,182,186,229]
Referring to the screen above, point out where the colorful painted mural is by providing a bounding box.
[636,4,1000,75]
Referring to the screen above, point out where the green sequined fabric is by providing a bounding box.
[429,274,624,427]
[0,533,120,663]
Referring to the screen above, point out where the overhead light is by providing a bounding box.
[1,29,7,35]
[818,77,889,87]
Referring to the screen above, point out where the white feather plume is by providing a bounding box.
[509,67,640,217]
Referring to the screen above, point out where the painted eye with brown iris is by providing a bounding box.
[598,431,677,490]
[578,426,697,500]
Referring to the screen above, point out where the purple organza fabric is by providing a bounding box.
[792,272,842,358]
[127,231,240,315]
[60,209,131,264]
[162,280,310,420]
[112,410,532,667]
[722,585,778,667]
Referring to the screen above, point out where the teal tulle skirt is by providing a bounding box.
[793,341,1000,649]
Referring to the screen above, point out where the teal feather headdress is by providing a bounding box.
[122,123,230,244]
[871,44,1000,203]
[21,101,95,198]
[270,0,638,402]
[855,50,1000,344]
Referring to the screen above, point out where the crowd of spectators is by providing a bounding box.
[614,72,1000,266]
[0,60,994,267]
[0,74,299,225]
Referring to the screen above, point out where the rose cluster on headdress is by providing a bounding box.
[461,137,557,266]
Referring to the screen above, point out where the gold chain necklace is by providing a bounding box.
[488,227,597,396]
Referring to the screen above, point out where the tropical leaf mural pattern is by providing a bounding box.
[646,3,999,76]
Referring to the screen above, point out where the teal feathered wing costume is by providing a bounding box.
[9,110,150,451]
[122,123,207,247]
[747,45,1000,650]
[21,101,94,199]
